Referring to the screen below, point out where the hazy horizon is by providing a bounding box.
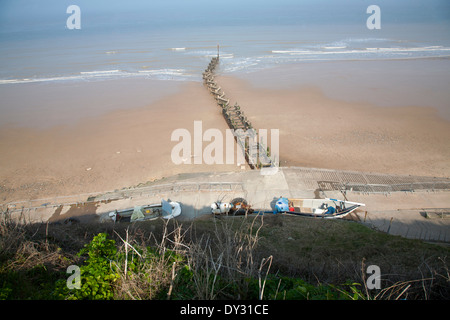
[1,0,449,35]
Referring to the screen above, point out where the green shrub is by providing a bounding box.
[54,233,120,300]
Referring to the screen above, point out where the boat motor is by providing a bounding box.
[211,202,232,214]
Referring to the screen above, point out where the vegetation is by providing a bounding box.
[0,211,448,300]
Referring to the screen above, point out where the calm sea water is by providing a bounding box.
[1,1,450,85]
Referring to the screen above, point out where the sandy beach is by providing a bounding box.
[216,73,450,178]
[1,60,449,204]
[0,80,241,203]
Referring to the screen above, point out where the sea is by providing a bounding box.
[1,0,450,85]
[1,0,450,126]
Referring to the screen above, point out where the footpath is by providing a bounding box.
[3,167,450,243]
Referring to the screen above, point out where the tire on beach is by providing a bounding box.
[230,198,252,215]
[231,197,248,206]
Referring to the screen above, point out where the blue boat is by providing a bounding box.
[274,197,365,219]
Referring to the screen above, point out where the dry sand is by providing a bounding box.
[0,81,241,203]
[1,73,449,204]
[216,75,450,178]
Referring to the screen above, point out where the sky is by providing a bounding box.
[0,0,449,35]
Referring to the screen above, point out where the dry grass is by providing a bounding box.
[111,224,187,300]
[0,212,73,272]
[252,214,450,299]
[184,214,267,299]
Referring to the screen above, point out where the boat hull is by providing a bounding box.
[108,200,181,222]
[275,197,364,219]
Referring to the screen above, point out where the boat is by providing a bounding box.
[108,199,181,222]
[274,197,364,219]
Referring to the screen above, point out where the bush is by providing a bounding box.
[54,233,120,300]
[53,230,187,300]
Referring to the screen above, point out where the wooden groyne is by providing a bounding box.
[202,53,272,169]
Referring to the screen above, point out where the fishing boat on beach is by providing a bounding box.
[274,197,364,219]
[108,199,181,222]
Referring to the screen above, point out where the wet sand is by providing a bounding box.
[0,79,183,128]
[230,59,450,121]
[0,81,241,203]
[1,60,449,203]
[216,74,450,178]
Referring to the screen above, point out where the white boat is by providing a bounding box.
[108,199,181,222]
[274,197,364,219]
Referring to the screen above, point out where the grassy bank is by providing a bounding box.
[0,212,448,300]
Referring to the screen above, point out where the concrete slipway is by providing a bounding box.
[2,167,450,243]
